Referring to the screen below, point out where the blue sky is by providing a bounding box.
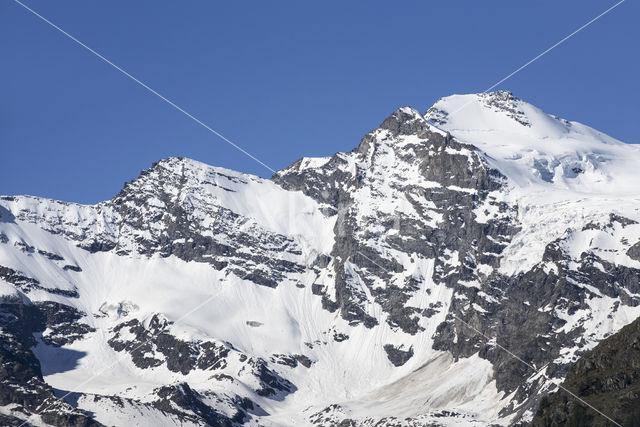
[1,1,638,204]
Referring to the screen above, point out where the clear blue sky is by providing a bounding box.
[2,1,638,204]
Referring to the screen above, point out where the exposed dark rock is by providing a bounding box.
[294,354,313,368]
[378,107,432,137]
[479,91,531,127]
[0,413,23,426]
[383,344,414,367]
[333,332,349,342]
[0,298,100,425]
[250,357,296,398]
[609,213,638,227]
[628,242,640,261]
[533,316,640,426]
[109,315,206,374]
[0,265,79,298]
[196,341,230,371]
[153,383,236,427]
[271,354,298,368]
[14,241,35,253]
[79,239,117,253]
[36,301,95,346]
[245,320,263,327]
[269,354,313,369]
[107,314,294,401]
[242,271,278,288]
[37,249,64,261]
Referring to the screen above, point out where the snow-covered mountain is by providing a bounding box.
[2,91,640,426]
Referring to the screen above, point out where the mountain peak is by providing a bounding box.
[425,91,534,129]
[378,106,432,136]
[149,156,213,174]
[423,91,640,197]
[128,156,256,194]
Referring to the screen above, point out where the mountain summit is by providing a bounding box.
[427,91,640,196]
[1,93,639,426]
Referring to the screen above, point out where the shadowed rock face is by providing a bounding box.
[153,383,240,426]
[532,316,640,426]
[628,241,640,261]
[0,297,100,426]
[383,344,414,367]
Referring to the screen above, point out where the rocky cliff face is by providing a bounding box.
[532,315,640,426]
[1,92,640,426]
